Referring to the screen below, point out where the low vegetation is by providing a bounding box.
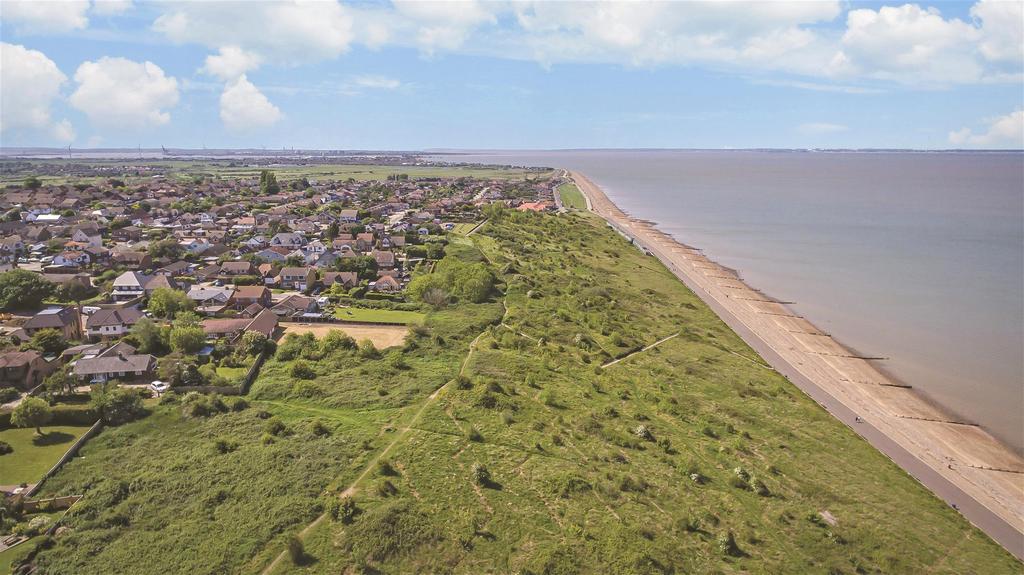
[18,210,1018,574]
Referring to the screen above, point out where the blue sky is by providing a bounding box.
[1,0,1022,149]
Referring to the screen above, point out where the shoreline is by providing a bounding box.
[569,169,1024,560]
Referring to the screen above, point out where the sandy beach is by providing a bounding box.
[570,170,1024,560]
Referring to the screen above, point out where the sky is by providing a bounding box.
[0,0,1022,150]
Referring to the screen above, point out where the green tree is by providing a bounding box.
[11,397,52,435]
[23,176,42,190]
[25,328,68,355]
[335,255,378,280]
[148,238,182,261]
[54,281,97,304]
[131,317,168,355]
[239,331,268,356]
[0,270,54,310]
[326,222,339,240]
[259,170,280,195]
[148,287,194,319]
[90,383,146,425]
[43,370,75,398]
[170,325,206,354]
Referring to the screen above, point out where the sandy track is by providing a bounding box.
[571,170,1024,560]
[281,323,408,349]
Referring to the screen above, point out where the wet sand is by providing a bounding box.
[570,170,1024,560]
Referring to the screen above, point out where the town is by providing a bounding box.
[0,160,557,393]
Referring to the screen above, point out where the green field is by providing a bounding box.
[451,222,481,235]
[0,426,90,486]
[333,307,426,325]
[215,365,249,384]
[18,210,1019,574]
[0,160,551,186]
[557,181,588,209]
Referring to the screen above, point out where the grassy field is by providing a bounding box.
[451,222,481,235]
[557,181,588,210]
[19,210,1019,574]
[0,160,551,186]
[215,365,249,384]
[0,426,91,486]
[332,307,425,325]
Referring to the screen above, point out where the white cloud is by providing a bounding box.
[971,0,1024,63]
[201,46,263,81]
[797,122,848,135]
[1,0,90,32]
[92,0,133,17]
[352,75,402,90]
[219,75,282,132]
[949,110,1024,148]
[154,1,354,65]
[69,57,179,129]
[0,43,75,143]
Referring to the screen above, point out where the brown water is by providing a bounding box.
[432,150,1024,452]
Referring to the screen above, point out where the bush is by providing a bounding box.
[633,424,654,441]
[287,536,307,565]
[290,361,316,380]
[0,440,12,455]
[0,387,20,403]
[466,426,483,442]
[718,530,742,557]
[265,417,287,436]
[471,462,491,486]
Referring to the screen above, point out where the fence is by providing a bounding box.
[22,495,81,513]
[27,419,103,497]
[239,349,268,395]
[172,385,241,396]
[281,317,410,327]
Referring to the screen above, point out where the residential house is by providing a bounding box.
[73,344,156,383]
[321,271,358,290]
[0,351,56,389]
[232,285,271,309]
[270,232,305,249]
[371,274,402,292]
[86,307,144,340]
[202,308,278,341]
[277,267,316,291]
[112,251,152,269]
[270,295,319,318]
[372,249,396,270]
[23,306,81,340]
[186,286,235,315]
[112,271,149,301]
[339,209,359,223]
[220,260,255,276]
[53,251,90,268]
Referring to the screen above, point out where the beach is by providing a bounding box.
[570,170,1024,560]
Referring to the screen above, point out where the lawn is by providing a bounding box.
[451,222,480,235]
[215,365,249,384]
[332,307,425,325]
[557,182,587,210]
[0,426,91,486]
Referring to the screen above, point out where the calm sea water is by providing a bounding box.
[432,150,1024,452]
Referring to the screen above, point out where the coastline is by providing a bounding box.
[569,169,1024,560]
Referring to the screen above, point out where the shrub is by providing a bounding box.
[0,440,12,455]
[228,398,249,412]
[310,419,331,437]
[0,387,20,403]
[377,459,397,476]
[466,426,483,442]
[213,438,238,454]
[265,418,287,436]
[718,530,742,557]
[358,339,379,359]
[454,375,472,390]
[633,424,654,441]
[290,361,316,380]
[471,463,491,486]
[287,536,307,565]
[376,479,398,497]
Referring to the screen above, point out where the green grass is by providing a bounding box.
[451,222,481,235]
[20,210,1020,575]
[215,365,248,384]
[557,182,587,210]
[332,307,426,325]
[0,426,90,486]
[0,534,44,573]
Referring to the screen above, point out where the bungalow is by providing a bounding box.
[187,285,235,314]
[270,232,305,248]
[372,249,396,270]
[270,294,319,318]
[73,345,156,383]
[155,260,193,276]
[0,350,56,390]
[112,251,152,269]
[371,274,402,293]
[277,267,316,291]
[86,307,144,340]
[24,306,81,340]
[232,285,271,309]
[321,271,358,290]
[202,308,278,341]
[339,209,359,223]
[220,260,255,276]
[355,232,375,251]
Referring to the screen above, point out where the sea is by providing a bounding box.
[429,150,1024,453]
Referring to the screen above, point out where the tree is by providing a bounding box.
[259,170,280,195]
[43,370,75,398]
[148,287,194,319]
[90,383,145,425]
[25,329,67,355]
[11,397,52,435]
[55,281,97,304]
[148,238,182,261]
[239,331,268,356]
[23,176,42,190]
[335,255,378,280]
[0,270,54,311]
[131,317,168,355]
[325,222,339,240]
[170,325,206,354]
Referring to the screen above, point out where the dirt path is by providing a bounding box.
[258,330,489,575]
[601,332,680,368]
